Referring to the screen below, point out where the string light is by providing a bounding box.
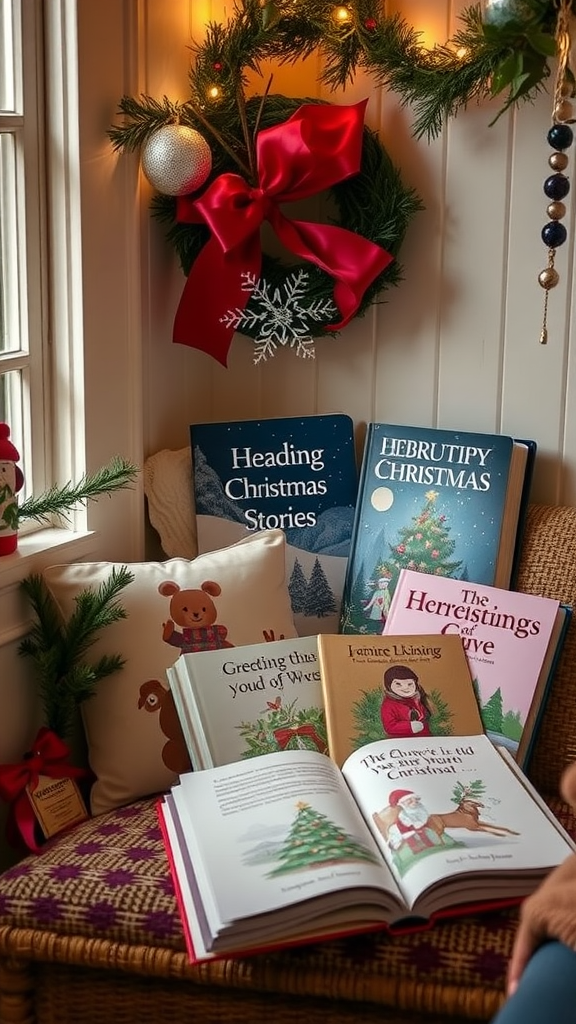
[331,5,352,26]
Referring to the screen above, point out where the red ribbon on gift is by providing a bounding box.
[273,724,327,753]
[173,99,394,366]
[0,727,89,853]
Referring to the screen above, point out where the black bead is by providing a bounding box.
[544,173,571,200]
[547,124,574,151]
[542,221,568,247]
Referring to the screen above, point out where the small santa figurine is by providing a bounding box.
[0,423,24,555]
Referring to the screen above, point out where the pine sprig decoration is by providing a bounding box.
[266,0,563,138]
[16,455,138,527]
[19,566,134,742]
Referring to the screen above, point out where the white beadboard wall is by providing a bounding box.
[1,0,576,869]
[139,0,576,509]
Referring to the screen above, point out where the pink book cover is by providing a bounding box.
[383,569,569,767]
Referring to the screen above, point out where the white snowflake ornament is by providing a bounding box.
[219,270,338,363]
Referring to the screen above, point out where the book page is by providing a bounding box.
[341,733,573,912]
[170,749,404,944]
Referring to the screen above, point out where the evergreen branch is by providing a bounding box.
[64,566,135,663]
[108,95,181,151]
[17,456,138,526]
[18,567,133,741]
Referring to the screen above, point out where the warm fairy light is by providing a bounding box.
[331,5,352,26]
[206,85,222,101]
[455,46,469,60]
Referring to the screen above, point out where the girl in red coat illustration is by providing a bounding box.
[380,664,433,738]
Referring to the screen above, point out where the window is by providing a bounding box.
[0,0,47,514]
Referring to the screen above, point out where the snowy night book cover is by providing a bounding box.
[190,414,359,636]
[340,422,536,636]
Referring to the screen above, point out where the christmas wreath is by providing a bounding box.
[109,2,422,365]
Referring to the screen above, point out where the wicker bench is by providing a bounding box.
[1,503,575,1024]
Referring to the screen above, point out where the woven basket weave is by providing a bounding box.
[1,503,576,1024]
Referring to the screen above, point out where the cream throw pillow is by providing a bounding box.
[43,530,296,815]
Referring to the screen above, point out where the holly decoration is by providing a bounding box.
[237,696,327,758]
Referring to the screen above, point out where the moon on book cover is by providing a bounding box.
[371,487,394,512]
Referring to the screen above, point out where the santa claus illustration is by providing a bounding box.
[384,789,441,855]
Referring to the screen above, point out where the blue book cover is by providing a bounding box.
[340,422,536,635]
[190,414,359,635]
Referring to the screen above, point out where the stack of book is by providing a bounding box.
[158,416,573,965]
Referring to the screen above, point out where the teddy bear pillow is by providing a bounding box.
[42,529,297,815]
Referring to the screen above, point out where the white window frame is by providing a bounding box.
[0,0,96,588]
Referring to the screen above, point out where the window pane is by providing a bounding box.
[0,131,22,354]
[0,367,22,443]
[0,0,17,113]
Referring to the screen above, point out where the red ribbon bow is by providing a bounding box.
[273,724,327,753]
[0,727,89,852]
[173,99,394,366]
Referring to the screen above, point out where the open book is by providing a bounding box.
[158,732,575,963]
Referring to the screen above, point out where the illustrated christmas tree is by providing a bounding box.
[303,558,337,617]
[377,489,463,592]
[288,558,308,615]
[267,801,379,876]
[482,687,504,733]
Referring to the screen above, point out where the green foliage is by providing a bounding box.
[17,456,138,527]
[270,0,563,137]
[237,698,327,757]
[428,688,454,736]
[502,708,523,741]
[451,777,486,805]
[482,687,504,732]
[351,686,384,748]
[19,567,134,742]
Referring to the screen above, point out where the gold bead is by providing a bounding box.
[561,79,575,98]
[554,99,574,122]
[538,267,560,290]
[547,201,567,220]
[549,151,569,171]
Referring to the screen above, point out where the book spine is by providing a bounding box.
[340,424,375,627]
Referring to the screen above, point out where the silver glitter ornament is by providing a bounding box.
[141,125,212,196]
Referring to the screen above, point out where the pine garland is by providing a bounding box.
[270,0,562,138]
[19,567,134,742]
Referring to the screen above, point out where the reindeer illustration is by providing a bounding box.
[373,779,519,848]
[425,795,520,839]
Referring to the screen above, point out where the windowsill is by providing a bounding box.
[0,528,100,589]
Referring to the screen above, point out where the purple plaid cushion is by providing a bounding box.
[0,798,184,949]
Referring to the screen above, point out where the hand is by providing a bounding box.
[507,760,576,996]
[411,721,424,734]
[507,852,576,995]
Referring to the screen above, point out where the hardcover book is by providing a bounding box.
[159,734,575,964]
[190,414,358,636]
[383,569,571,768]
[167,635,326,771]
[317,632,484,767]
[339,422,536,635]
